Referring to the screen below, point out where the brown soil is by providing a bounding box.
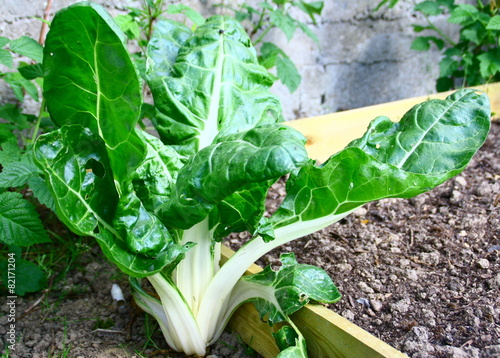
[2,121,499,358]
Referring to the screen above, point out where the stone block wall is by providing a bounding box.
[0,0,461,120]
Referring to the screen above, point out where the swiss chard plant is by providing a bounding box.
[33,2,491,356]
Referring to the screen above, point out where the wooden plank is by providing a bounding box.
[223,246,407,358]
[287,83,500,163]
[291,305,407,358]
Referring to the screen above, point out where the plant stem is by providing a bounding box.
[253,26,272,46]
[38,0,53,45]
[424,14,457,47]
[249,8,267,40]
[29,97,45,147]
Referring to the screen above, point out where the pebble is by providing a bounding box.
[455,176,467,187]
[353,207,367,216]
[450,190,462,204]
[406,269,419,281]
[357,281,374,294]
[370,299,383,312]
[390,298,411,314]
[477,258,490,269]
[341,309,355,321]
[419,251,440,265]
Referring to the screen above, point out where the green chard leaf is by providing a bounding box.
[156,124,308,229]
[209,180,274,240]
[272,89,491,227]
[147,16,283,157]
[227,253,339,356]
[39,3,189,276]
[43,1,145,182]
[34,125,187,277]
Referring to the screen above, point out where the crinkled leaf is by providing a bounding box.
[350,90,489,173]
[209,180,273,240]
[0,192,50,246]
[18,63,44,80]
[114,14,141,40]
[157,124,308,229]
[28,176,56,211]
[34,125,187,277]
[133,131,183,213]
[4,72,39,101]
[229,252,340,327]
[147,16,282,157]
[225,253,337,356]
[113,187,173,257]
[276,54,301,93]
[477,49,500,78]
[34,125,119,236]
[269,11,297,42]
[411,36,444,51]
[487,15,500,30]
[259,42,280,69]
[272,89,490,227]
[414,1,442,16]
[0,160,40,188]
[0,49,13,68]
[44,2,145,181]
[295,1,324,24]
[448,4,479,25]
[9,36,43,62]
[166,4,205,27]
[146,19,192,79]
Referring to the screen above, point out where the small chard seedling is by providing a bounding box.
[34,2,491,356]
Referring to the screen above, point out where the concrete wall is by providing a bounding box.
[0,0,460,120]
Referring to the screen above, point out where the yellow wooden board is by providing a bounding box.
[287,83,500,163]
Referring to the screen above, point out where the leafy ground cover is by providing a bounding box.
[2,120,498,358]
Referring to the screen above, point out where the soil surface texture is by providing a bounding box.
[2,121,499,358]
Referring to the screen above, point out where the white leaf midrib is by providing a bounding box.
[198,22,226,150]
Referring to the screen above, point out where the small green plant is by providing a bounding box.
[0,35,54,296]
[115,0,323,93]
[376,0,500,91]
[31,2,490,356]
